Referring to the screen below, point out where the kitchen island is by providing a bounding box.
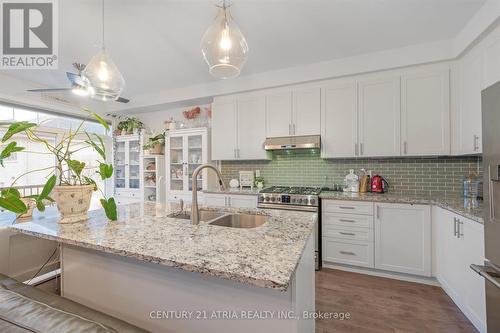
[8,202,316,333]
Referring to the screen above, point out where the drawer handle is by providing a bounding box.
[339,232,355,236]
[339,219,355,223]
[340,251,356,256]
[339,206,355,210]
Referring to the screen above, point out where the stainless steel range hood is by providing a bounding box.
[263,135,321,150]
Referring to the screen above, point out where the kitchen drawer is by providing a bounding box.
[323,225,374,242]
[323,212,374,229]
[322,200,374,215]
[323,237,374,268]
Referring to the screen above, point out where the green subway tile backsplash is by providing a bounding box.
[220,151,482,196]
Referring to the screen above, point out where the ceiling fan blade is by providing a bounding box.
[66,72,85,86]
[27,88,72,92]
[115,97,130,103]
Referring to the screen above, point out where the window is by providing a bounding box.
[0,105,112,204]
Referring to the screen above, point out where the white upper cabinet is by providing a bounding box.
[211,98,237,160]
[266,87,321,137]
[266,90,293,137]
[212,95,270,161]
[237,95,268,160]
[358,76,401,157]
[321,81,358,158]
[292,87,321,136]
[456,51,484,155]
[401,70,450,156]
[484,37,500,89]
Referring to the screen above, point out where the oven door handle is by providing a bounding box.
[470,264,500,289]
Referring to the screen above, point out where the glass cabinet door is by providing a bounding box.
[128,139,141,189]
[115,141,126,189]
[187,134,203,191]
[169,135,184,192]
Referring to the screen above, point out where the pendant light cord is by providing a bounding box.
[101,0,105,50]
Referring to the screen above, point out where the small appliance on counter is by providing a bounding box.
[359,169,371,193]
[239,171,254,190]
[371,174,388,193]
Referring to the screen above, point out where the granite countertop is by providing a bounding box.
[8,202,316,291]
[203,187,261,195]
[319,191,484,223]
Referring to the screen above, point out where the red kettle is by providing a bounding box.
[371,175,388,193]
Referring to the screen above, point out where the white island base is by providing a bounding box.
[60,234,315,333]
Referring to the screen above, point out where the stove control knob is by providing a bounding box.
[301,198,308,204]
[291,198,296,203]
[264,197,270,202]
[270,197,276,202]
[259,195,264,202]
[310,198,316,205]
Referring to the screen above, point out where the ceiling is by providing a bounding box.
[4,0,487,108]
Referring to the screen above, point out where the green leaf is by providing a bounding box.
[85,132,105,160]
[1,187,20,198]
[98,163,113,180]
[0,194,27,214]
[82,176,97,191]
[1,122,37,142]
[67,159,85,177]
[0,142,24,167]
[39,175,56,200]
[100,197,117,220]
[84,108,110,131]
[36,200,45,212]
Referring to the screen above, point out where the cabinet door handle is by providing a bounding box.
[339,206,355,210]
[237,149,240,158]
[360,143,364,156]
[355,143,358,156]
[376,205,380,219]
[339,219,355,223]
[340,251,356,256]
[404,141,408,155]
[339,232,356,236]
[473,135,479,152]
[228,196,231,206]
[453,217,458,237]
[458,220,464,238]
[292,123,296,135]
[289,124,292,135]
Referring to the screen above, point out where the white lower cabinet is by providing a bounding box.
[374,203,431,276]
[433,206,486,333]
[322,200,375,268]
[204,193,257,209]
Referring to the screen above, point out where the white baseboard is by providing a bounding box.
[322,262,440,286]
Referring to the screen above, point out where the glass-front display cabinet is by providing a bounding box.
[166,128,208,202]
[114,134,143,203]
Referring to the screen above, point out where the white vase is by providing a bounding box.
[52,185,94,224]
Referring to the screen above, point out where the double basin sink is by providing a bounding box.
[168,209,267,229]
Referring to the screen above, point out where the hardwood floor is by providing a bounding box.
[315,268,478,333]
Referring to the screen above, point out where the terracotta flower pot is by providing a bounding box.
[52,185,94,224]
[151,143,163,155]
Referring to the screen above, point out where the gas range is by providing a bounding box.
[257,186,321,212]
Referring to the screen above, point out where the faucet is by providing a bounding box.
[191,164,226,225]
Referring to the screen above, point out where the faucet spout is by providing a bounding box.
[191,164,226,225]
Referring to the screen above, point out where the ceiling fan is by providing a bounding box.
[26,62,130,103]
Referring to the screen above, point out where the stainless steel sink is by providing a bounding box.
[168,209,225,222]
[209,213,267,228]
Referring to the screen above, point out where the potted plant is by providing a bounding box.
[0,109,117,223]
[143,133,165,155]
[129,118,144,134]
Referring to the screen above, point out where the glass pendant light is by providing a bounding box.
[83,0,124,101]
[201,0,249,79]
